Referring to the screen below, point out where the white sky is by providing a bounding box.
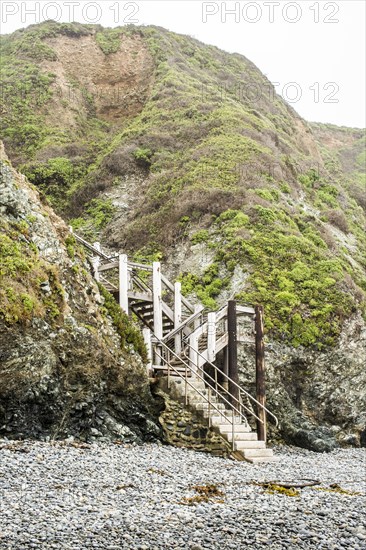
[0,0,365,128]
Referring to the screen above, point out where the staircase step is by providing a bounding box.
[171,379,205,390]
[132,302,153,308]
[214,423,252,433]
[241,448,274,457]
[245,456,280,464]
[187,391,217,401]
[154,366,192,376]
[210,415,243,425]
[194,402,226,411]
[233,440,266,450]
[224,432,257,441]
[190,397,221,404]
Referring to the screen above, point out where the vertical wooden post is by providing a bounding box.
[207,312,216,363]
[174,282,182,354]
[143,328,153,376]
[119,254,129,314]
[189,304,202,380]
[92,256,100,282]
[92,242,101,282]
[189,333,199,375]
[194,304,201,330]
[255,305,267,442]
[153,262,163,340]
[228,300,239,404]
[223,347,229,391]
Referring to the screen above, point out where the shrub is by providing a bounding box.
[191,230,209,244]
[98,283,147,361]
[95,29,121,55]
[133,147,153,168]
[22,157,81,210]
[324,209,349,233]
[0,223,64,325]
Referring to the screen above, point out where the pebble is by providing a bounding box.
[0,442,365,549]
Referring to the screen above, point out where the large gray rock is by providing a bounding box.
[238,313,366,450]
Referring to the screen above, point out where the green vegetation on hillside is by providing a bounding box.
[0,217,64,324]
[95,28,122,55]
[98,284,147,361]
[70,199,117,241]
[1,22,365,347]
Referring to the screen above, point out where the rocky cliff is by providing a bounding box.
[0,142,161,441]
[238,312,366,451]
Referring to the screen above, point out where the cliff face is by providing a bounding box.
[0,143,161,441]
[238,312,366,451]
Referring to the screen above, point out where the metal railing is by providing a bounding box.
[181,339,279,428]
[153,339,248,451]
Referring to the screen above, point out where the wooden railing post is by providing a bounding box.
[174,282,182,354]
[228,300,239,404]
[223,347,229,391]
[189,333,199,375]
[143,328,153,376]
[119,254,129,314]
[190,304,202,377]
[255,305,267,442]
[153,262,163,339]
[92,241,101,282]
[194,304,201,330]
[207,312,216,363]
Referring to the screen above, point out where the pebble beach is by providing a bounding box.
[0,441,365,550]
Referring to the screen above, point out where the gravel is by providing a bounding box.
[0,441,365,549]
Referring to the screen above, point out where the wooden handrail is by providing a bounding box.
[161,306,204,343]
[161,274,195,313]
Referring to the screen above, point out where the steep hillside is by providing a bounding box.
[1,21,365,351]
[0,142,161,441]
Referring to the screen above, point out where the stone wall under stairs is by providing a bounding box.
[153,379,233,459]
[154,377,278,463]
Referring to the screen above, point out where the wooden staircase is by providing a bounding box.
[73,232,279,463]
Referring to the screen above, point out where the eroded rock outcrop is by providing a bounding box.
[0,143,161,442]
[238,313,366,451]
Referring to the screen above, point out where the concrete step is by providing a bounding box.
[156,369,193,377]
[172,381,206,393]
[211,415,243,425]
[185,389,210,398]
[187,383,207,392]
[224,432,257,441]
[241,448,274,457]
[245,456,280,464]
[194,402,226,411]
[188,393,221,403]
[218,424,252,434]
[233,440,266,450]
